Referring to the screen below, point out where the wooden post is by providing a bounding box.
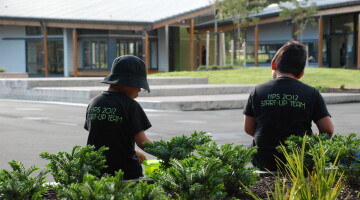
[214,11,218,66]
[145,31,149,72]
[318,16,324,68]
[43,26,49,76]
[189,19,195,71]
[358,14,360,69]
[230,38,234,66]
[254,25,259,67]
[198,35,203,66]
[72,29,78,77]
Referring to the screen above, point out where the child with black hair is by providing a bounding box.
[243,41,334,171]
[84,55,153,180]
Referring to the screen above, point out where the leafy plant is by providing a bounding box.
[58,171,170,200]
[315,85,327,93]
[276,134,331,171]
[329,133,360,187]
[0,68,5,72]
[197,142,258,196]
[125,181,171,200]
[0,160,47,200]
[151,156,227,200]
[246,135,344,200]
[277,136,344,200]
[40,145,108,185]
[143,131,212,168]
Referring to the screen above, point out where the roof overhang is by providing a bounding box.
[0,17,152,31]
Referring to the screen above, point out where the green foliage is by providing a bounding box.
[315,85,327,93]
[329,133,360,187]
[280,133,360,187]
[0,160,47,200]
[278,0,318,41]
[149,67,360,88]
[197,65,234,71]
[212,0,279,26]
[40,145,108,185]
[151,156,227,200]
[143,131,212,168]
[276,136,344,200]
[248,135,344,200]
[276,134,331,171]
[0,68,5,72]
[329,133,360,166]
[197,142,258,196]
[58,171,169,200]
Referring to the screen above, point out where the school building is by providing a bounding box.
[0,0,359,77]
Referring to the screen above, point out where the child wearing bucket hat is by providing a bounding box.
[84,55,153,180]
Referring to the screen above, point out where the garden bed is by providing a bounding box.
[1,132,360,200]
[40,174,360,199]
[244,173,360,200]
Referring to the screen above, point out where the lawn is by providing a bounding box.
[149,67,360,88]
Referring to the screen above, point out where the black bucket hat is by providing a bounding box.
[102,55,150,92]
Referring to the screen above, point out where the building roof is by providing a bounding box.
[0,0,212,26]
[255,0,360,19]
[196,0,360,29]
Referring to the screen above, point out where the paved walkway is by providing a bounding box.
[1,99,359,174]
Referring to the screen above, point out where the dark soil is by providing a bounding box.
[42,175,360,199]
[237,173,360,200]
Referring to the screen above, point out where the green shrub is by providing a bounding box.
[247,135,344,200]
[329,133,360,187]
[40,145,108,185]
[197,65,207,70]
[276,137,343,200]
[277,133,360,189]
[0,68,5,72]
[0,160,47,200]
[151,156,227,200]
[143,131,212,168]
[210,65,220,70]
[276,134,331,171]
[197,142,258,196]
[58,171,170,200]
[222,65,234,69]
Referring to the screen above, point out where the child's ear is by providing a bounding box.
[271,60,276,70]
[296,71,304,79]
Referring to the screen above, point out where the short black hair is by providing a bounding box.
[273,41,307,77]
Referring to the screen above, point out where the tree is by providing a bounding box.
[278,0,318,42]
[212,0,289,67]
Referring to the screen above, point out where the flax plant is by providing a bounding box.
[244,136,345,200]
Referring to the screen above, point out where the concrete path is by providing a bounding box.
[1,77,360,111]
[0,99,359,174]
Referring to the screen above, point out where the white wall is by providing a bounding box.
[247,21,292,44]
[157,26,169,72]
[0,26,26,73]
[247,21,319,44]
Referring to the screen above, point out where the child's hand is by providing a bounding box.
[136,150,147,164]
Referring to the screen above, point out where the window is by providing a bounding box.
[116,39,143,59]
[26,40,43,74]
[149,40,158,69]
[331,15,354,34]
[83,40,108,69]
[26,40,64,75]
[26,27,63,36]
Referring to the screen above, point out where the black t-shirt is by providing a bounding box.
[84,91,151,179]
[243,77,330,170]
